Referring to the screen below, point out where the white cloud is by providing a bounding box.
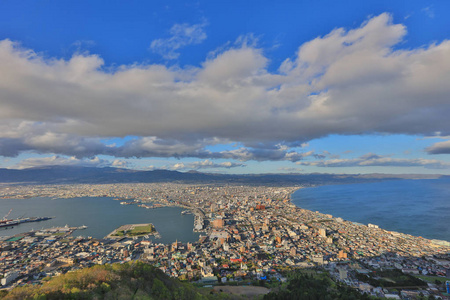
[425,140,450,154]
[1,14,450,163]
[150,21,207,59]
[422,6,435,19]
[297,153,450,169]
[9,156,119,169]
[159,159,246,171]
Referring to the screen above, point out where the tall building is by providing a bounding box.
[319,228,326,237]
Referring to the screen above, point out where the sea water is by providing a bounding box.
[0,197,200,244]
[291,178,450,242]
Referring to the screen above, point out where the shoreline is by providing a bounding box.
[288,180,450,244]
[0,197,201,243]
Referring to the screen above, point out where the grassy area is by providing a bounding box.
[112,231,124,236]
[130,224,154,235]
[52,232,66,236]
[414,275,450,283]
[112,224,155,237]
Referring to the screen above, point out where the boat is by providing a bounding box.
[0,220,19,228]
[138,204,154,209]
[0,216,52,228]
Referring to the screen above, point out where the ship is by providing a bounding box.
[0,220,19,228]
[120,201,134,205]
[0,208,53,229]
[138,204,154,209]
[17,216,53,223]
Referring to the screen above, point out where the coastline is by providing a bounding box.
[289,179,450,244]
[0,196,201,243]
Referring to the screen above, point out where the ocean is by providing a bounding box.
[0,197,201,244]
[291,177,450,242]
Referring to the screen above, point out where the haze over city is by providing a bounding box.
[1,1,450,175]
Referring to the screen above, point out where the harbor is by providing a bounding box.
[0,196,200,244]
[0,209,53,229]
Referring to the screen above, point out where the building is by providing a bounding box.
[290,247,297,256]
[312,254,324,265]
[212,218,224,229]
[339,268,347,280]
[338,250,348,259]
[1,271,19,286]
[318,228,326,237]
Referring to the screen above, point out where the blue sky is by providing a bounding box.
[1,0,450,174]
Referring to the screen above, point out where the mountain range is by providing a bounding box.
[0,166,444,186]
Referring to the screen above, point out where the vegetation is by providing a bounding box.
[414,274,450,284]
[263,270,382,300]
[355,269,427,288]
[1,261,218,300]
[113,224,155,237]
[4,261,436,300]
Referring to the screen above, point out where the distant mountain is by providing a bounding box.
[0,165,445,186]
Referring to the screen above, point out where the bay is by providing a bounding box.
[291,178,450,242]
[0,197,201,244]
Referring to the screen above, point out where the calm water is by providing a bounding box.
[292,178,450,242]
[0,197,200,244]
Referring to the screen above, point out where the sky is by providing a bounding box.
[1,0,450,174]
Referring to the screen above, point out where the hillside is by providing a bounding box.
[0,261,218,300]
[0,263,389,300]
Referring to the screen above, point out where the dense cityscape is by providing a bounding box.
[0,183,449,298]
[2,0,450,298]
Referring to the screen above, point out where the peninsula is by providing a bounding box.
[0,182,449,298]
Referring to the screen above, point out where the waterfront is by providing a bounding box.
[292,178,450,242]
[0,183,449,297]
[0,197,200,244]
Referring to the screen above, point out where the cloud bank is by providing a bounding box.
[10,156,129,169]
[1,13,450,164]
[297,153,450,169]
[160,159,246,171]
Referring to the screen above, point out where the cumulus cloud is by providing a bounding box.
[425,140,450,154]
[156,159,246,171]
[150,21,207,59]
[211,147,314,162]
[1,14,450,163]
[297,153,450,169]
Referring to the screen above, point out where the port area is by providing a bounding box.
[105,223,160,239]
[0,216,53,228]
